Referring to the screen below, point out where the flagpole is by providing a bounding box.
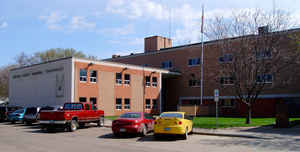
[200,5,204,105]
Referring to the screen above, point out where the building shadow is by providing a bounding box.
[98,133,138,139]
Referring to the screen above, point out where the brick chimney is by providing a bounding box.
[144,36,172,53]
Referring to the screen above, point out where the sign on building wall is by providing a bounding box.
[56,73,65,97]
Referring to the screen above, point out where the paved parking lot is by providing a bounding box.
[0,122,300,152]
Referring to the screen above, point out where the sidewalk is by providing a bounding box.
[104,118,300,139]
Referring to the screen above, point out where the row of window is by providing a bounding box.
[145,76,158,87]
[80,69,97,83]
[115,98,158,110]
[79,97,97,105]
[159,50,272,69]
[219,74,273,85]
[116,73,131,85]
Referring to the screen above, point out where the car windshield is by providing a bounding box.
[25,108,37,114]
[120,113,141,118]
[63,103,83,110]
[13,109,24,114]
[40,106,55,111]
[160,113,183,119]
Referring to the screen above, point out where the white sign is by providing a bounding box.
[214,89,219,102]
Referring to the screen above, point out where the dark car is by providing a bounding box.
[8,108,27,124]
[112,112,155,137]
[0,106,22,122]
[23,107,41,125]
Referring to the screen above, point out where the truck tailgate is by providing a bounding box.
[40,111,66,121]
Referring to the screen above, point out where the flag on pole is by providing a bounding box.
[201,5,204,33]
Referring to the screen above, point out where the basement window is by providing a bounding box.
[145,99,151,109]
[116,98,122,110]
[80,69,87,82]
[116,73,122,85]
[124,99,130,110]
[124,74,130,85]
[219,54,233,63]
[189,79,200,87]
[161,61,172,69]
[256,74,273,84]
[90,70,97,83]
[152,99,157,109]
[188,58,200,66]
[220,77,234,85]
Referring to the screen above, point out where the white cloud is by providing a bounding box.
[106,0,168,20]
[0,21,8,29]
[40,12,96,32]
[98,24,135,35]
[69,16,96,31]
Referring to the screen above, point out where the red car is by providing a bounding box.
[112,112,155,137]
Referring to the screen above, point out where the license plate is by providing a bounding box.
[120,128,126,132]
[164,128,170,131]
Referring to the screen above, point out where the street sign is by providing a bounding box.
[214,89,219,102]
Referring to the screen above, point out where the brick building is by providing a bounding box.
[107,28,300,117]
[9,57,178,116]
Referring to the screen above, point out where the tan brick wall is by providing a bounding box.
[99,71,115,116]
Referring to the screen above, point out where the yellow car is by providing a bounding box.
[154,112,193,139]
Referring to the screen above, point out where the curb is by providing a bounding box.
[192,131,270,139]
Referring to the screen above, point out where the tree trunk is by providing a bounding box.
[246,104,252,124]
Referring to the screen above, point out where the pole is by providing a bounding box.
[216,101,218,129]
[200,5,204,105]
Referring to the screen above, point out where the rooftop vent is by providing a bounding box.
[258,26,269,35]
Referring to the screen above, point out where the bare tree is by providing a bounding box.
[0,65,17,100]
[206,8,300,124]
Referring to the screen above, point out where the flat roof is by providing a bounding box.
[10,56,181,75]
[105,28,300,61]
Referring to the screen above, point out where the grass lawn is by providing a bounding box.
[104,116,118,120]
[193,117,300,129]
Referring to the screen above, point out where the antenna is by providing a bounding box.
[168,6,172,39]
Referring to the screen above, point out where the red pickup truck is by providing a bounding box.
[39,103,104,132]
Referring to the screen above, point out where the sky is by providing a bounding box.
[0,0,300,67]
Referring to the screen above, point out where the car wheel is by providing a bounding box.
[182,128,188,140]
[154,134,160,140]
[97,116,104,127]
[113,132,120,137]
[140,124,147,137]
[69,120,78,132]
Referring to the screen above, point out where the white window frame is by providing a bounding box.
[145,99,151,109]
[124,74,130,85]
[219,54,233,63]
[188,58,200,67]
[116,73,122,85]
[145,76,151,87]
[124,99,130,110]
[256,74,273,84]
[220,77,234,85]
[80,69,87,82]
[89,70,97,83]
[152,77,157,87]
[161,61,172,69]
[116,98,122,110]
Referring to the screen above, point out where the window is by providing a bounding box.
[220,77,234,85]
[222,99,235,107]
[189,79,200,87]
[145,76,151,87]
[188,58,200,66]
[90,97,97,105]
[116,73,122,85]
[257,74,273,84]
[124,74,130,85]
[80,69,87,82]
[152,77,157,87]
[256,49,272,59]
[145,99,151,109]
[85,104,90,110]
[152,99,157,109]
[124,99,130,109]
[79,97,87,102]
[116,98,122,110]
[161,61,172,69]
[90,70,97,83]
[219,54,233,63]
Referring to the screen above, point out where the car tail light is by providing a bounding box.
[178,121,182,125]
